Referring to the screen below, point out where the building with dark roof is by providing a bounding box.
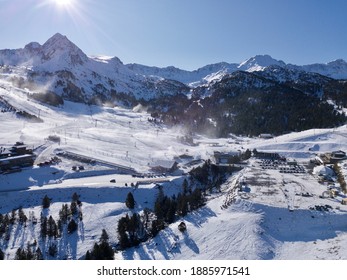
[0,142,35,172]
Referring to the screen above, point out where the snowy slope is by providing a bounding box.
[238,55,286,72]
[116,155,347,260]
[0,33,190,101]
[300,59,347,80]
[1,79,347,260]
[0,33,89,72]
[1,34,347,260]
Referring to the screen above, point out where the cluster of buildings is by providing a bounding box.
[213,151,241,165]
[0,142,35,173]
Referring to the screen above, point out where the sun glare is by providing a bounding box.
[53,0,74,8]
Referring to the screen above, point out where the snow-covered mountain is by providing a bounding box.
[237,54,286,72]
[127,62,239,86]
[127,56,285,86]
[300,59,347,80]
[127,54,347,86]
[0,33,346,105]
[0,33,190,103]
[0,33,89,71]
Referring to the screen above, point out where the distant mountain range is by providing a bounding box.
[129,54,347,82]
[128,54,347,85]
[0,33,346,135]
[0,33,347,100]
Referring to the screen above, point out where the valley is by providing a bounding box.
[1,80,347,260]
[1,34,347,260]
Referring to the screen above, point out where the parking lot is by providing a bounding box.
[259,159,306,174]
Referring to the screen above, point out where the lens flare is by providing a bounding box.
[53,0,74,8]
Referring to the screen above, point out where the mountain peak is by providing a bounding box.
[327,59,347,66]
[50,32,67,40]
[24,41,41,51]
[42,33,76,50]
[238,55,286,71]
[40,33,88,67]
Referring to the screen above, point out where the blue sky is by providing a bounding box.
[0,0,346,70]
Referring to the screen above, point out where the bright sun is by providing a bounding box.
[53,0,74,7]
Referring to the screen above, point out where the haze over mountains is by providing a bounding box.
[1,33,347,93]
[1,33,347,136]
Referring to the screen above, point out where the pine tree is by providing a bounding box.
[42,195,51,209]
[25,243,34,260]
[72,192,79,202]
[1,214,10,239]
[117,216,130,249]
[91,243,101,259]
[190,188,205,210]
[35,247,43,260]
[15,248,25,260]
[87,230,114,259]
[98,241,114,260]
[59,204,71,223]
[14,245,35,260]
[70,201,78,216]
[18,207,28,225]
[156,186,165,203]
[3,214,10,241]
[57,219,63,237]
[48,243,57,257]
[40,216,47,238]
[150,219,164,237]
[47,216,58,238]
[10,209,16,224]
[100,229,109,243]
[242,149,252,160]
[154,187,166,220]
[154,199,164,220]
[128,213,140,245]
[165,198,177,224]
[176,194,188,217]
[182,178,189,195]
[0,248,4,260]
[85,250,92,260]
[125,192,135,209]
[67,219,78,234]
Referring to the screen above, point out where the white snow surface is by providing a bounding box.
[1,80,347,260]
[238,55,287,72]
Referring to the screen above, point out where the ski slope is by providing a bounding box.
[1,82,347,260]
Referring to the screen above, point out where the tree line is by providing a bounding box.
[115,160,229,253]
[145,72,347,137]
[0,192,83,260]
